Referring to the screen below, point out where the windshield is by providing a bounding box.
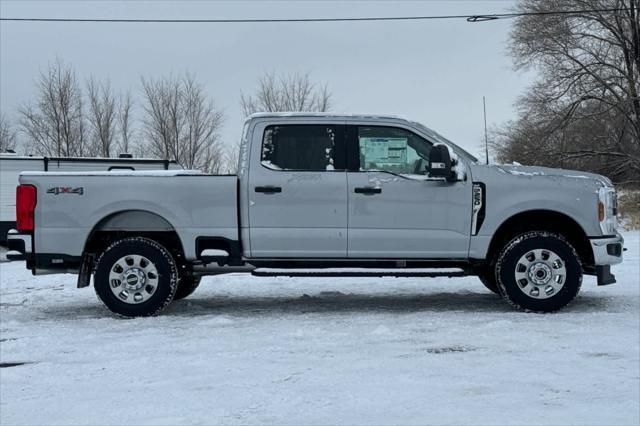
[410,121,478,163]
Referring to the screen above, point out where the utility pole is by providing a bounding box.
[483,96,489,164]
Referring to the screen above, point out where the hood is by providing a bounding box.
[489,164,613,188]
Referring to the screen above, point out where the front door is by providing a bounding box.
[248,123,348,258]
[346,124,472,258]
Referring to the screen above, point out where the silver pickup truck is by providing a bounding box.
[7,113,624,316]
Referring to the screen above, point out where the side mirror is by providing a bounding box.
[428,144,457,182]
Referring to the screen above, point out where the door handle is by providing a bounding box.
[354,186,382,195]
[255,185,282,194]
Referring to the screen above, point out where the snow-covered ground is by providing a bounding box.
[1,232,639,425]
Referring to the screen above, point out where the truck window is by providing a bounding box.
[262,125,342,171]
[357,126,432,175]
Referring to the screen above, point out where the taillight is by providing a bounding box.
[16,184,37,231]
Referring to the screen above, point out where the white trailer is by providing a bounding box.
[0,154,181,244]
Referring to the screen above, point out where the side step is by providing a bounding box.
[251,268,469,278]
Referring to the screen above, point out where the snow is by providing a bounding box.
[260,160,283,170]
[398,173,431,180]
[365,171,450,183]
[200,249,229,257]
[563,174,592,179]
[494,165,614,188]
[1,231,639,425]
[506,169,546,177]
[21,170,203,177]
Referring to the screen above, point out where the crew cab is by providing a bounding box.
[7,113,624,316]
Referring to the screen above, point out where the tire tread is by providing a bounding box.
[94,237,178,317]
[495,231,582,313]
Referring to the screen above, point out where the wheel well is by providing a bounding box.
[91,210,174,232]
[85,230,186,269]
[84,211,188,275]
[486,210,593,268]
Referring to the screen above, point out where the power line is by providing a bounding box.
[0,8,631,24]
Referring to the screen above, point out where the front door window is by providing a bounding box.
[357,126,432,175]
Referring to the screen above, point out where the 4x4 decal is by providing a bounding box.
[47,187,84,195]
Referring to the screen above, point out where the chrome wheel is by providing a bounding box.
[514,249,566,299]
[108,255,159,304]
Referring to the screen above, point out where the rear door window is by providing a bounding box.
[261,125,344,171]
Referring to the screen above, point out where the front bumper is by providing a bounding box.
[590,233,624,266]
[589,233,624,286]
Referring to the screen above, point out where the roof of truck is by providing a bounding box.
[246,112,403,121]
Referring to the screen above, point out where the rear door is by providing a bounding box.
[346,124,472,258]
[247,122,348,258]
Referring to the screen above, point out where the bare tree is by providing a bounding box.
[141,74,181,162]
[87,77,117,157]
[182,74,225,172]
[494,0,640,184]
[141,73,224,171]
[223,141,241,174]
[0,113,18,152]
[19,59,86,157]
[240,72,332,116]
[118,91,134,155]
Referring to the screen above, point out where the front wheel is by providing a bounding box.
[94,237,178,317]
[496,231,582,312]
[478,267,499,295]
[173,275,201,300]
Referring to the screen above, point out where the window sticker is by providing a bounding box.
[360,137,408,165]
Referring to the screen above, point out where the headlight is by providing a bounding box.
[598,187,617,235]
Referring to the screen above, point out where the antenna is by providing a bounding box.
[483,96,489,164]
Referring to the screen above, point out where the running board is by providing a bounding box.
[251,268,469,278]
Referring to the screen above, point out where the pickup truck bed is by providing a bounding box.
[19,170,238,264]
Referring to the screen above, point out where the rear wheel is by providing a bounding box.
[496,231,582,312]
[94,237,178,317]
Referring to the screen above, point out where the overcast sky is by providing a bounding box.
[0,0,533,159]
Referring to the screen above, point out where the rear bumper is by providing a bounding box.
[6,230,80,274]
[6,230,32,262]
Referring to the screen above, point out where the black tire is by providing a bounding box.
[173,275,201,300]
[478,268,500,294]
[94,237,178,317]
[496,231,582,312]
